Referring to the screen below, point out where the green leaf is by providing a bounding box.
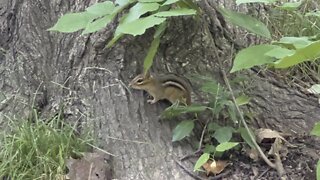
[239,127,256,148]
[278,36,313,49]
[305,11,320,17]
[86,1,115,16]
[143,22,167,72]
[203,144,215,153]
[208,122,221,132]
[154,21,167,38]
[216,142,239,152]
[139,0,164,2]
[115,0,130,6]
[265,46,295,59]
[224,101,238,124]
[163,0,180,6]
[235,95,250,106]
[201,81,221,95]
[82,15,113,34]
[143,36,160,72]
[311,122,320,137]
[217,7,271,39]
[213,127,234,143]
[172,120,194,142]
[277,1,302,10]
[236,0,277,5]
[274,40,320,68]
[48,12,94,33]
[307,84,320,95]
[179,0,201,13]
[118,15,166,36]
[231,45,277,72]
[123,2,160,24]
[317,160,320,180]
[193,153,210,171]
[154,8,196,17]
[162,104,207,118]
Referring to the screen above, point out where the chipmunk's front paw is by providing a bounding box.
[147,99,157,104]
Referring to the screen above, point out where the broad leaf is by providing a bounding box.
[218,7,271,39]
[311,122,320,136]
[265,46,295,59]
[216,142,239,152]
[277,1,302,10]
[162,104,207,118]
[194,153,210,171]
[139,0,164,2]
[172,120,194,142]
[274,40,320,68]
[213,127,233,143]
[235,95,250,106]
[277,36,313,49]
[231,45,277,72]
[118,15,166,36]
[154,8,196,17]
[203,144,215,153]
[306,11,320,17]
[123,2,160,24]
[163,0,180,6]
[201,81,221,95]
[208,122,221,132]
[86,1,115,16]
[143,36,160,72]
[115,0,131,6]
[82,15,113,34]
[224,101,238,124]
[48,12,94,33]
[236,0,277,5]
[143,22,167,72]
[239,127,256,148]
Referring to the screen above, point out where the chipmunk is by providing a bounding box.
[129,72,192,105]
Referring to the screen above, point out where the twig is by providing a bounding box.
[203,0,276,170]
[174,158,206,180]
[274,153,287,180]
[198,118,210,151]
[86,142,117,157]
[180,149,202,161]
[105,135,151,144]
[88,163,93,180]
[255,167,270,180]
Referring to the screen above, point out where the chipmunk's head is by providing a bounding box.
[129,72,153,90]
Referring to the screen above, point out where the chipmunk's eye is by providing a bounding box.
[136,78,143,84]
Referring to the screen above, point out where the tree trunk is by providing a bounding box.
[0,0,319,179]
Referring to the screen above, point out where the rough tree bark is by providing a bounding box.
[0,0,319,179]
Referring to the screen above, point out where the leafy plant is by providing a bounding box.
[49,0,198,73]
[162,76,251,172]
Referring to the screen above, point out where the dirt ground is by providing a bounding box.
[189,134,320,179]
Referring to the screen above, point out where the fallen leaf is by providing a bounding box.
[66,152,112,180]
[202,160,229,176]
[268,137,288,158]
[255,128,286,143]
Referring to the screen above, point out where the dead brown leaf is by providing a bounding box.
[202,160,229,176]
[66,152,112,180]
[255,128,286,144]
